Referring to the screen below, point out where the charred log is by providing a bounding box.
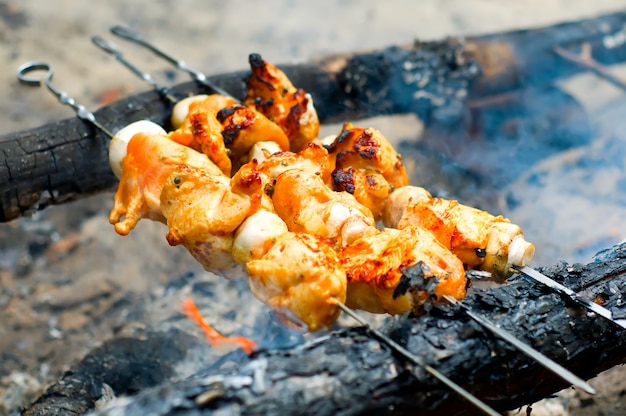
[22,330,198,416]
[23,243,626,415]
[2,12,626,222]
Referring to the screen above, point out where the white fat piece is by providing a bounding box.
[108,120,166,179]
[326,202,374,245]
[483,222,535,278]
[232,210,289,264]
[325,202,352,238]
[170,94,209,129]
[299,94,316,126]
[248,141,283,164]
[508,234,535,269]
[382,185,432,228]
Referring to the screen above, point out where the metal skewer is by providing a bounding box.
[110,25,237,99]
[442,295,596,394]
[16,61,114,139]
[92,35,179,104]
[336,302,501,416]
[512,265,626,330]
[554,43,626,93]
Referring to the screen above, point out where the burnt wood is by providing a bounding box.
[23,244,626,415]
[3,11,626,222]
[22,330,199,416]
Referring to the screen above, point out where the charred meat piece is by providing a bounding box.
[326,122,408,219]
[341,225,466,315]
[217,104,290,172]
[272,168,376,247]
[168,94,236,176]
[245,53,320,152]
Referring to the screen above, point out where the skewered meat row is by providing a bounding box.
[383,185,535,279]
[107,54,534,332]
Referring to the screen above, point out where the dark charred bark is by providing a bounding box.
[2,11,626,222]
[23,243,626,416]
[22,330,198,416]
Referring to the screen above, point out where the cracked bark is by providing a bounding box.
[23,243,626,415]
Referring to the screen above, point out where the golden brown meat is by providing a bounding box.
[326,122,408,220]
[331,167,391,221]
[381,185,432,227]
[159,162,263,273]
[108,121,224,236]
[257,144,378,248]
[244,53,319,152]
[388,186,535,278]
[168,94,236,176]
[107,53,537,335]
[256,143,333,185]
[271,169,376,247]
[170,94,236,128]
[341,225,467,315]
[216,104,290,172]
[246,231,346,331]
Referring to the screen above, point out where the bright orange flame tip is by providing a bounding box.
[182,297,257,355]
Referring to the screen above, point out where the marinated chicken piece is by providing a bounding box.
[382,185,432,228]
[326,123,409,219]
[233,201,347,331]
[332,167,391,221]
[256,143,333,185]
[235,143,373,253]
[159,162,263,272]
[170,94,235,129]
[246,232,346,331]
[271,164,377,247]
[216,104,290,171]
[168,94,237,176]
[250,143,376,247]
[245,53,319,152]
[247,140,283,165]
[389,186,535,278]
[109,121,224,236]
[341,225,467,315]
[326,122,409,189]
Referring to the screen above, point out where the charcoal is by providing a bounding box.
[23,330,198,416]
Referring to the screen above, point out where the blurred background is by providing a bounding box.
[3,1,626,415]
[2,0,626,135]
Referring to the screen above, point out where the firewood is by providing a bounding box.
[22,242,626,415]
